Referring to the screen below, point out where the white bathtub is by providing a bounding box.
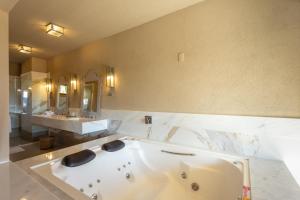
[31,137,251,200]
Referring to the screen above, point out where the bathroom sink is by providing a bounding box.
[31,114,108,134]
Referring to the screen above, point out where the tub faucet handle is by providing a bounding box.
[144,116,152,124]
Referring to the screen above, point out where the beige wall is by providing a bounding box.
[0,9,9,162]
[9,62,21,76]
[31,57,47,73]
[21,58,32,74]
[22,57,47,74]
[48,0,300,118]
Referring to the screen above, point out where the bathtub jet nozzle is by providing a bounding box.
[191,183,200,191]
[90,193,98,200]
[181,172,187,179]
[126,173,131,179]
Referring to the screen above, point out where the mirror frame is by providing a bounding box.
[80,70,102,113]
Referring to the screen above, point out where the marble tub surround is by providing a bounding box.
[99,109,300,185]
[250,158,300,200]
[14,109,300,199]
[14,135,300,200]
[0,162,58,200]
[15,135,122,200]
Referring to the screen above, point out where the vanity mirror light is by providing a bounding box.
[70,74,78,92]
[46,78,53,109]
[46,78,53,94]
[106,66,115,96]
[81,70,102,113]
[56,76,69,114]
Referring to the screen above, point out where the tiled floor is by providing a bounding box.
[9,128,109,162]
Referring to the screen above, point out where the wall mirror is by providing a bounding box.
[56,76,69,113]
[81,70,101,113]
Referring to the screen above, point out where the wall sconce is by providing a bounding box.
[70,75,78,92]
[106,67,115,96]
[46,23,64,37]
[18,45,32,54]
[46,79,53,93]
[106,67,115,88]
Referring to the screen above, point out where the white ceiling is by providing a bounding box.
[9,0,203,63]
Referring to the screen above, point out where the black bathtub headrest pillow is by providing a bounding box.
[61,149,96,167]
[102,140,125,152]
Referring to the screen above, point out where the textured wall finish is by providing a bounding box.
[21,57,47,74]
[48,0,300,118]
[0,10,9,162]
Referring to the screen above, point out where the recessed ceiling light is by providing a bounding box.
[18,45,32,54]
[46,23,64,37]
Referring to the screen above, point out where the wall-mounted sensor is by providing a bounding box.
[145,116,152,124]
[178,52,185,63]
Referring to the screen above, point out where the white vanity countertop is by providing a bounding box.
[6,134,300,200]
[31,114,109,135]
[9,111,22,114]
[32,114,97,122]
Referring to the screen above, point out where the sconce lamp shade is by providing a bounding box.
[106,67,115,88]
[71,75,78,91]
[46,79,53,93]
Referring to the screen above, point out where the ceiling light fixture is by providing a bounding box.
[18,45,32,54]
[46,23,64,37]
